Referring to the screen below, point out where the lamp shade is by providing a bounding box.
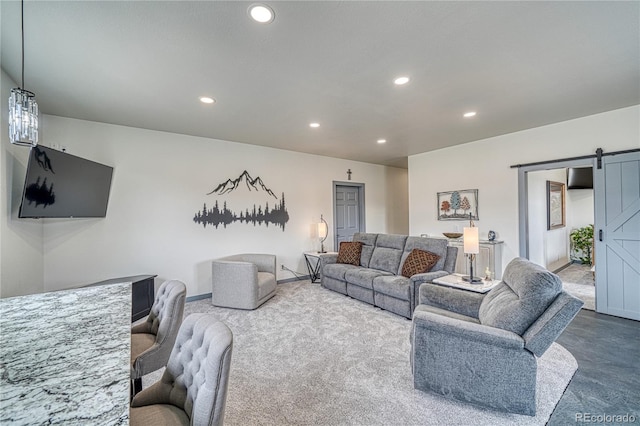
[318,221,328,239]
[463,227,479,254]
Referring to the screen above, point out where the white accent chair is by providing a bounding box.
[131,279,186,396]
[212,253,277,309]
[130,313,233,426]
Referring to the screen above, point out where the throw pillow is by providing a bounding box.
[336,241,363,266]
[401,249,440,278]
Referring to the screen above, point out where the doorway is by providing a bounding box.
[333,182,365,249]
[525,166,595,310]
[517,149,640,320]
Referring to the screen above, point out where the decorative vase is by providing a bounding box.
[488,230,496,241]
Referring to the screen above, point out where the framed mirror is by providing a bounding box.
[547,180,566,230]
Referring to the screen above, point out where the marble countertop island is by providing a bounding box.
[0,283,131,425]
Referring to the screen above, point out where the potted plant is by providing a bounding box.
[570,224,594,265]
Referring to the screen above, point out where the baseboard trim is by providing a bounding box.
[186,276,312,302]
[187,293,212,302]
[278,275,311,284]
[553,263,572,273]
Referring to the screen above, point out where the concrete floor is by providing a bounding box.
[548,310,640,424]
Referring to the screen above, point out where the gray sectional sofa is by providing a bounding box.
[320,233,458,318]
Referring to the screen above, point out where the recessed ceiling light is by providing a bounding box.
[394,76,410,85]
[463,111,477,118]
[309,122,320,128]
[248,4,275,23]
[200,97,215,104]
[377,139,387,144]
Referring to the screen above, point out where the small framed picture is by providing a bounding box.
[547,181,565,230]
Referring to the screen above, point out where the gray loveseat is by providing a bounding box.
[411,257,584,415]
[320,233,458,318]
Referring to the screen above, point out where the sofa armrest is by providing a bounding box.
[408,270,448,314]
[233,253,276,274]
[523,291,583,357]
[319,253,338,274]
[418,283,485,318]
[412,308,524,350]
[212,260,259,294]
[410,270,449,285]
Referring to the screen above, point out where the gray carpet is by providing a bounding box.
[561,282,595,311]
[143,281,578,425]
[556,264,595,311]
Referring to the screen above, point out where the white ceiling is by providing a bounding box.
[1,1,638,168]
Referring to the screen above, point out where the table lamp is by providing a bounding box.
[318,214,328,253]
[462,225,482,283]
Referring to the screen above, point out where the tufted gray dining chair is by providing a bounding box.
[131,279,187,396]
[130,313,234,426]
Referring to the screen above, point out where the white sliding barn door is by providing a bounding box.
[594,151,640,320]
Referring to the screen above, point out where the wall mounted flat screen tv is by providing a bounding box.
[567,167,593,190]
[19,146,114,218]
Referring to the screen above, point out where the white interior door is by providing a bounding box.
[594,151,640,320]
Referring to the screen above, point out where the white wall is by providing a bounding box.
[38,115,408,296]
[527,169,568,271]
[0,69,45,297]
[408,105,639,274]
[567,188,594,231]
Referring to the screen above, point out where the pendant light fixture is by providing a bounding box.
[9,0,39,147]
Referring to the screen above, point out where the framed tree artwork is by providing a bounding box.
[547,181,565,230]
[437,189,478,221]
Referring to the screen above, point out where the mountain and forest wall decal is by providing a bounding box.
[193,170,289,231]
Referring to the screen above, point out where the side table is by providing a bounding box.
[431,273,500,294]
[303,251,337,283]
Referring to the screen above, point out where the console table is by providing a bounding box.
[448,240,504,280]
[0,283,131,424]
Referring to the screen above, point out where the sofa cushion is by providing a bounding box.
[376,234,408,250]
[401,249,440,278]
[478,258,562,335]
[337,241,363,265]
[323,263,360,280]
[369,234,408,274]
[419,283,485,319]
[353,233,378,267]
[373,275,411,300]
[413,303,481,325]
[345,268,392,289]
[400,237,449,274]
